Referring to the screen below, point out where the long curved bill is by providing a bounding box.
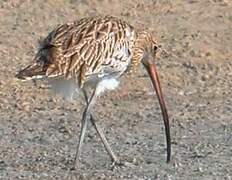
[144,62,171,162]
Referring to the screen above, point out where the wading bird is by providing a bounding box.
[16,16,171,168]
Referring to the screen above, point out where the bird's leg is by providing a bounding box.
[73,89,97,168]
[81,89,121,164]
[89,114,133,168]
[74,88,132,168]
[73,101,88,167]
[82,88,89,103]
[89,114,119,163]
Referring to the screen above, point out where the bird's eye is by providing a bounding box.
[153,45,158,52]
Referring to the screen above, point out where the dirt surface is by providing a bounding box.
[0,0,232,179]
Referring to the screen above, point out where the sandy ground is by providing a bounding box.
[0,0,232,179]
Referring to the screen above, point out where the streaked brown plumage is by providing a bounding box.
[16,16,171,168]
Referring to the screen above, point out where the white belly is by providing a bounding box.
[48,77,78,101]
[95,78,119,95]
[48,75,120,101]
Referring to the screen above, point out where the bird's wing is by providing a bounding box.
[36,16,136,87]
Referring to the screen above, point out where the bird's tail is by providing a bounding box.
[15,63,46,81]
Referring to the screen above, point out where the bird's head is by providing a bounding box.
[134,31,158,66]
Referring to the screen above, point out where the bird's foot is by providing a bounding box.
[110,159,136,170]
[70,158,82,171]
[70,163,77,171]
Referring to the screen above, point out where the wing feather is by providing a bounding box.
[31,16,137,87]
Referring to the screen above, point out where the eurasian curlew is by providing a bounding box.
[15,16,171,168]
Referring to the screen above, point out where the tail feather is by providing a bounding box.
[15,63,46,81]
